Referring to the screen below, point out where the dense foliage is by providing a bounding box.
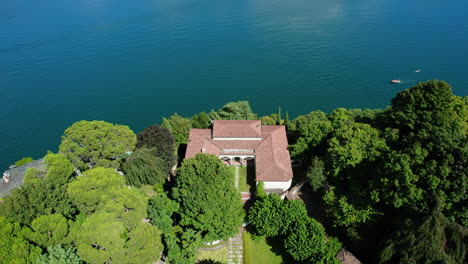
[1,153,77,226]
[173,153,244,242]
[36,245,82,264]
[136,124,176,172]
[0,217,41,264]
[147,193,203,264]
[0,80,465,263]
[248,194,341,263]
[288,80,467,263]
[123,148,167,186]
[1,126,164,264]
[161,114,192,148]
[59,120,137,170]
[15,157,33,166]
[23,214,71,248]
[67,167,163,263]
[218,101,257,120]
[74,212,162,264]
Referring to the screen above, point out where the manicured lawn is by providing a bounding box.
[243,232,283,264]
[238,165,256,192]
[238,166,250,192]
[198,246,228,263]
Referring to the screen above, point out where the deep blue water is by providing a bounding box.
[1,0,467,170]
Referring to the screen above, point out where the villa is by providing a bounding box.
[185,120,293,193]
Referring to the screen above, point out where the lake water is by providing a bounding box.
[1,0,467,170]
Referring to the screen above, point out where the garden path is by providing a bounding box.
[227,229,243,264]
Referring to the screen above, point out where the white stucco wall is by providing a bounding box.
[263,179,292,192]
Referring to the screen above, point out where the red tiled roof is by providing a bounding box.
[212,120,262,138]
[186,129,221,157]
[185,121,293,182]
[256,126,293,181]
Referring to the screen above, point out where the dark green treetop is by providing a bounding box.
[123,148,167,187]
[173,153,243,242]
[59,120,136,170]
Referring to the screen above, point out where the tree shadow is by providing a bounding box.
[299,183,326,222]
[265,236,302,264]
[177,143,187,161]
[198,259,224,264]
[246,160,256,193]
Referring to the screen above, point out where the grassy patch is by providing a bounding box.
[15,157,33,166]
[238,165,256,192]
[243,232,282,264]
[198,246,228,264]
[200,240,228,249]
[238,166,250,192]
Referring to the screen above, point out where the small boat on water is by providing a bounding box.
[391,79,401,84]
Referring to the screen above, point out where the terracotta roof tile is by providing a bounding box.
[212,120,262,138]
[256,126,293,181]
[185,122,293,182]
[185,129,220,158]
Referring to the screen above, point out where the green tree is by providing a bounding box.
[379,80,468,221]
[255,181,267,198]
[261,116,276,125]
[0,217,41,264]
[122,223,163,264]
[284,216,326,261]
[36,245,82,264]
[59,120,136,170]
[123,148,167,187]
[1,153,76,225]
[67,167,149,230]
[247,195,341,263]
[326,120,387,176]
[99,186,148,230]
[23,167,45,185]
[23,214,71,248]
[74,212,125,263]
[67,167,125,215]
[208,109,221,121]
[147,193,179,233]
[44,153,75,185]
[67,168,160,263]
[0,181,76,225]
[277,106,282,125]
[136,124,176,172]
[289,111,333,159]
[378,202,466,264]
[218,101,257,120]
[161,114,192,148]
[74,212,162,264]
[248,194,286,237]
[191,111,212,128]
[164,227,201,264]
[307,157,326,191]
[323,186,378,227]
[15,157,34,166]
[173,153,243,242]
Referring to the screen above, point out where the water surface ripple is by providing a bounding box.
[0,0,467,169]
